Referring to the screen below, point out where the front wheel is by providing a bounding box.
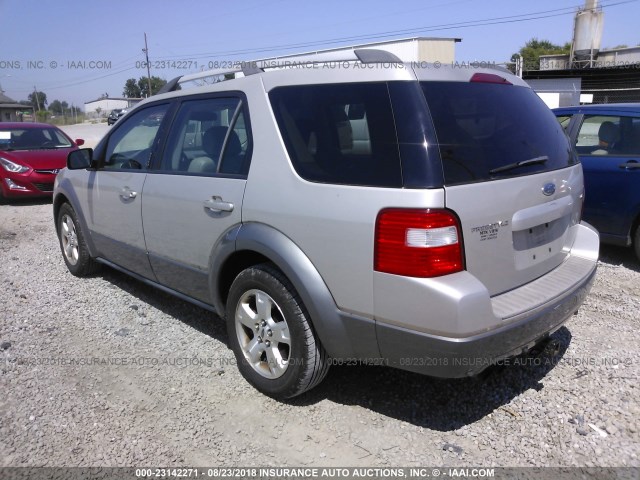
[57,203,100,276]
[225,263,329,399]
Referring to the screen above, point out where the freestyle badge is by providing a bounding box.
[471,220,509,241]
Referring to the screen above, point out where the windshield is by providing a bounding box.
[0,127,73,151]
[420,82,577,185]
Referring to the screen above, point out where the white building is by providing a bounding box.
[84,97,141,119]
[259,37,461,65]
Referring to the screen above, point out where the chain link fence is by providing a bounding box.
[524,66,640,106]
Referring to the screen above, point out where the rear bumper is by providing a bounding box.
[376,264,595,377]
[375,222,599,377]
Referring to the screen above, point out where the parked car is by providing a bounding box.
[553,103,640,260]
[53,51,599,399]
[0,123,83,202]
[107,109,124,126]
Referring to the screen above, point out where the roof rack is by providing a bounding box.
[156,49,402,95]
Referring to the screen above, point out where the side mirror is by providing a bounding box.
[75,138,85,146]
[67,148,94,170]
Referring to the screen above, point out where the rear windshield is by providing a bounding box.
[421,82,577,185]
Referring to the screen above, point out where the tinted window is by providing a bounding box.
[421,82,576,185]
[269,83,402,187]
[161,97,251,175]
[103,104,168,170]
[576,115,640,156]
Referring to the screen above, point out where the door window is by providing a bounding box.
[576,115,640,156]
[160,97,251,176]
[103,104,169,170]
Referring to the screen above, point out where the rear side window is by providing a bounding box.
[421,82,576,185]
[269,83,403,187]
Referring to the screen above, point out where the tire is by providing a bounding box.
[225,263,330,399]
[57,203,101,276]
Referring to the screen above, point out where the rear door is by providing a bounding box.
[421,79,583,296]
[572,113,640,241]
[88,103,171,278]
[142,95,252,303]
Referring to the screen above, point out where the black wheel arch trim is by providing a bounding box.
[210,222,380,359]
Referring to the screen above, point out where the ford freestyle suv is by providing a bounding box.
[53,50,599,399]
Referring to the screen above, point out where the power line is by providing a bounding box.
[151,0,636,62]
[10,0,638,96]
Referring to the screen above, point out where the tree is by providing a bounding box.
[511,38,571,72]
[123,78,142,98]
[36,111,50,122]
[28,91,48,111]
[49,100,71,116]
[49,100,61,115]
[138,76,167,98]
[123,76,166,98]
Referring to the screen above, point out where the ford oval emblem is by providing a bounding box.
[542,182,556,196]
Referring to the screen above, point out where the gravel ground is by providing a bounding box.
[1,200,638,468]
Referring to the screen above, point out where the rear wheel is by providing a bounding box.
[225,263,329,399]
[57,203,100,276]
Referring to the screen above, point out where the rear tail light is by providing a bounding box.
[375,209,464,278]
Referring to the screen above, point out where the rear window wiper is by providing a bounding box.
[489,156,548,175]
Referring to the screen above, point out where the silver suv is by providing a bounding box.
[54,50,599,399]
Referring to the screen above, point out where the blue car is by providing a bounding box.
[553,103,640,261]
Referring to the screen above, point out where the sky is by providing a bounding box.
[0,0,638,109]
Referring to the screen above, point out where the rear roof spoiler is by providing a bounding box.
[154,49,403,95]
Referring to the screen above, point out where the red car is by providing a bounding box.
[0,122,84,202]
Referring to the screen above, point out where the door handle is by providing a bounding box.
[618,160,640,170]
[203,196,234,212]
[119,187,137,199]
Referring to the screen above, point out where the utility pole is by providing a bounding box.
[33,86,41,111]
[143,33,152,97]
